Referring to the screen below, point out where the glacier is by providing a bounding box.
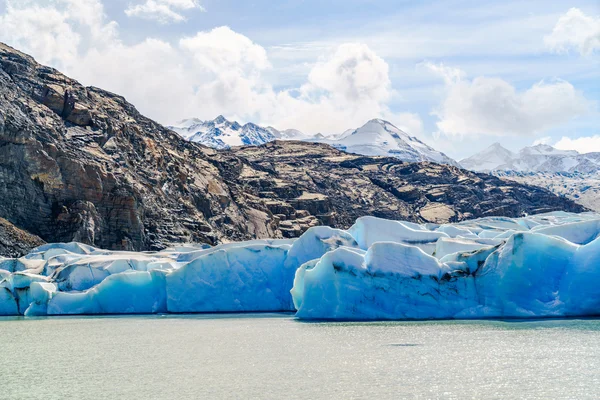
[0,212,599,320]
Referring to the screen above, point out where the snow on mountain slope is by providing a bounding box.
[461,143,600,173]
[311,119,459,166]
[169,116,278,149]
[460,143,516,171]
[520,144,578,157]
[494,171,600,212]
[269,127,309,141]
[171,117,457,165]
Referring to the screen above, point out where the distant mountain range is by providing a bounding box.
[170,116,600,176]
[168,116,278,149]
[460,143,600,211]
[461,143,600,173]
[492,170,600,212]
[169,116,458,166]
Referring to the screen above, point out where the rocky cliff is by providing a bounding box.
[0,42,276,250]
[0,43,586,253]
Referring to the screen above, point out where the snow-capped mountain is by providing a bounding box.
[461,143,600,173]
[310,119,459,166]
[171,116,457,166]
[267,127,308,141]
[493,170,600,212]
[459,143,516,172]
[168,115,278,149]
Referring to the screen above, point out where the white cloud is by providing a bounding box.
[545,8,600,56]
[73,39,197,122]
[554,135,600,153]
[424,62,590,138]
[180,27,270,73]
[0,0,117,67]
[264,43,414,134]
[125,0,205,24]
[532,136,552,146]
[419,62,465,84]
[392,112,424,136]
[305,43,391,106]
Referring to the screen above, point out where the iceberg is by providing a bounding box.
[0,211,599,320]
[294,214,600,320]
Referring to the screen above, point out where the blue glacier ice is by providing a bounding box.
[166,244,291,312]
[293,213,600,320]
[0,211,599,320]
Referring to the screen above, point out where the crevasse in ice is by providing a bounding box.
[1,212,599,320]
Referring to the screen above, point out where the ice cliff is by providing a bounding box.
[1,212,599,320]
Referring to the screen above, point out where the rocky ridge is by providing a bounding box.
[223,141,584,236]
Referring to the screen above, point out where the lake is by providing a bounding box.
[1,315,598,399]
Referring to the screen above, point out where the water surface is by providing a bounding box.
[1,315,598,399]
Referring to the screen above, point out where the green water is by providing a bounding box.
[1,315,599,399]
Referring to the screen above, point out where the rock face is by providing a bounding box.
[0,218,45,258]
[223,141,585,236]
[0,42,278,251]
[0,43,586,253]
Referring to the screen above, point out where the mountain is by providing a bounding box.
[228,141,585,231]
[0,42,294,251]
[168,116,278,149]
[460,143,516,171]
[175,116,458,166]
[311,119,459,166]
[0,42,586,254]
[494,171,600,212]
[461,143,600,173]
[268,127,307,141]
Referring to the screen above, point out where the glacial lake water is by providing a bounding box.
[1,315,599,399]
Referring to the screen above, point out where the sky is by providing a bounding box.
[0,0,598,160]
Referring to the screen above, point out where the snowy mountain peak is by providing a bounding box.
[460,143,516,172]
[170,116,457,166]
[168,116,277,149]
[213,115,227,124]
[279,128,306,140]
[520,144,578,157]
[311,119,458,166]
[461,143,600,173]
[489,142,510,151]
[175,117,203,129]
[366,118,388,125]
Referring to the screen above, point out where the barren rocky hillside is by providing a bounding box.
[0,43,585,253]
